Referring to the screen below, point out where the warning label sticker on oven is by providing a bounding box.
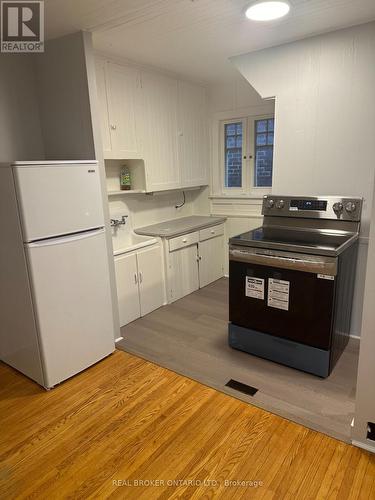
[245,277,264,300]
[268,278,290,311]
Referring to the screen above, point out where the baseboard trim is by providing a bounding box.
[352,439,375,454]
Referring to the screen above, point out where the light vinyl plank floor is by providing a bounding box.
[118,278,359,443]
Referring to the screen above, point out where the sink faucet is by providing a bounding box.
[110,215,128,227]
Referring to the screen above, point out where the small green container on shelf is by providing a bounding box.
[120,165,131,190]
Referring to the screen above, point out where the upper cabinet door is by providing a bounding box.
[95,59,112,155]
[106,62,142,159]
[178,81,209,188]
[140,71,180,191]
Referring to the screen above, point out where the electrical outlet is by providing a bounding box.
[367,422,375,441]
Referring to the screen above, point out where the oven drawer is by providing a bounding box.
[169,231,199,252]
[229,259,336,350]
[199,224,224,242]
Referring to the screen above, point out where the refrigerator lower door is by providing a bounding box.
[26,229,115,388]
[14,163,105,242]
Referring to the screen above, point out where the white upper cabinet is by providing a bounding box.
[139,71,180,191]
[107,63,142,158]
[95,60,142,159]
[95,57,209,191]
[178,81,209,188]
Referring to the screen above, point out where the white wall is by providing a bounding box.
[0,34,120,341]
[83,32,121,340]
[35,32,96,160]
[0,54,44,162]
[352,180,375,451]
[108,188,203,250]
[208,74,270,114]
[207,75,274,274]
[231,22,375,336]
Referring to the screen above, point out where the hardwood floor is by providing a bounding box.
[0,350,374,499]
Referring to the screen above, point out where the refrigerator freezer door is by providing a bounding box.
[14,163,105,242]
[26,229,115,388]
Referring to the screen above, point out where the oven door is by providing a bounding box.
[229,246,337,350]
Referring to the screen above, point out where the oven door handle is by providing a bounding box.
[229,247,337,275]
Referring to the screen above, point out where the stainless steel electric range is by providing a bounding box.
[228,195,362,377]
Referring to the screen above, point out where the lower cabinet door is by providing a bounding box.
[137,246,164,316]
[199,235,224,288]
[168,244,199,302]
[114,252,141,327]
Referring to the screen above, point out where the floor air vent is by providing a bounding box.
[225,379,258,397]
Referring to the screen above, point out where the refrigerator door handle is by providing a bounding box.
[27,228,105,248]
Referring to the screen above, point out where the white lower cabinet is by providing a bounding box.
[167,244,199,302]
[115,245,164,327]
[199,235,225,288]
[114,252,140,327]
[166,224,225,303]
[137,246,165,316]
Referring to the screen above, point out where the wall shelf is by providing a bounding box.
[108,189,146,196]
[105,159,146,194]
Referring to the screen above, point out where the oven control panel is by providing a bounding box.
[262,195,363,221]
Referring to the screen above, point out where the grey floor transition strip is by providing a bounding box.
[117,278,359,444]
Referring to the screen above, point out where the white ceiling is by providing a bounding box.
[45,0,375,83]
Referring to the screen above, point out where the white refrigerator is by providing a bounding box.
[0,161,116,389]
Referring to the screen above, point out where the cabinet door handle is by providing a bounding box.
[139,272,143,284]
[210,230,215,234]
[134,273,138,284]
[182,238,187,243]
[110,124,117,130]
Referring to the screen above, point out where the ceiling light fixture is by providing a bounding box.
[245,1,290,21]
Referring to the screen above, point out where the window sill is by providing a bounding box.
[209,194,264,201]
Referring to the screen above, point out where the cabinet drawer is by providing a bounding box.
[199,224,224,242]
[169,231,199,252]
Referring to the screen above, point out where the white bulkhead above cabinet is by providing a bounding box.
[95,57,209,193]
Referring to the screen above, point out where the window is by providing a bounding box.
[220,115,274,194]
[224,122,243,188]
[254,118,274,187]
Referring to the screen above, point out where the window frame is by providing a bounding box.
[219,113,274,197]
[253,116,275,189]
[220,117,248,195]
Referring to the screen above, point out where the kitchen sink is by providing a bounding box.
[113,233,158,255]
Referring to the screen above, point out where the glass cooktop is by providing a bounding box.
[230,226,356,256]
